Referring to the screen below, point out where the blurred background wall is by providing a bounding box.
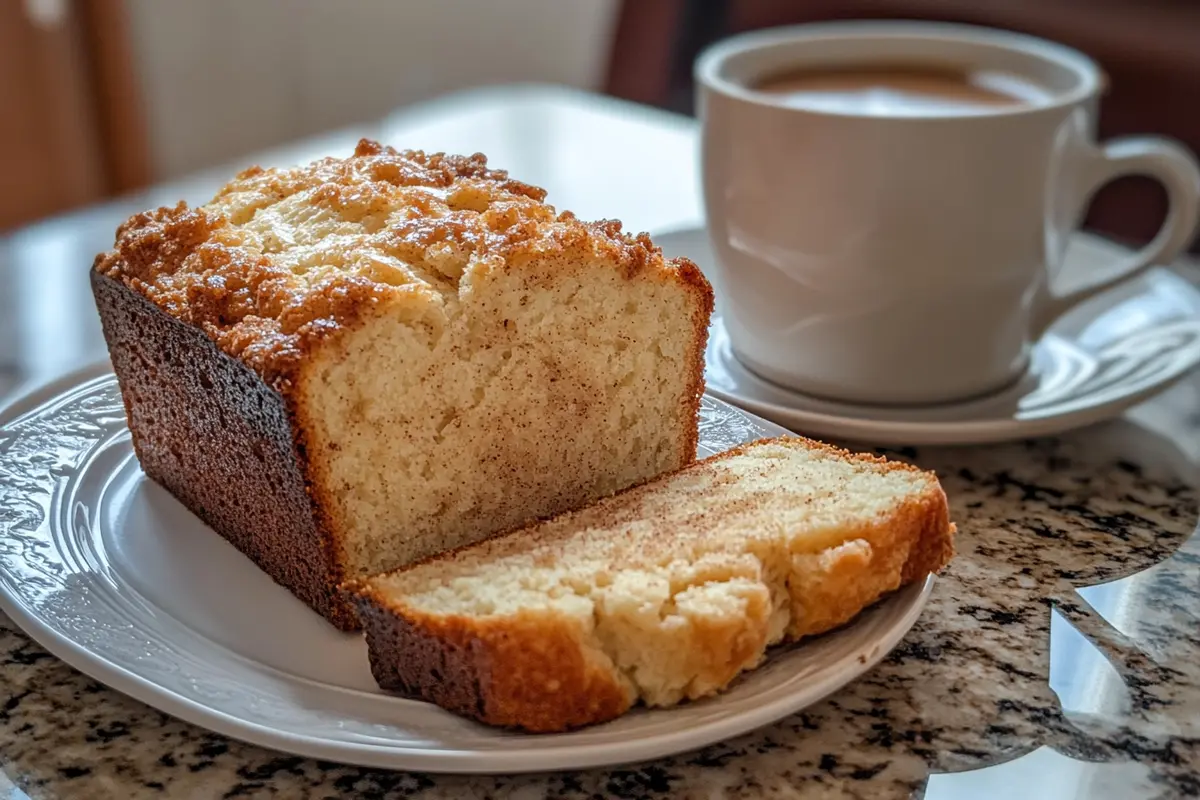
[3,0,1198,252]
[0,0,619,230]
[125,0,619,179]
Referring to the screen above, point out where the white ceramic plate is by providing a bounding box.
[658,226,1200,446]
[0,363,933,774]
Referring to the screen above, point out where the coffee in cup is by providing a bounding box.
[752,64,1051,115]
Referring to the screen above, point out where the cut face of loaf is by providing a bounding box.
[91,139,713,630]
[347,436,956,732]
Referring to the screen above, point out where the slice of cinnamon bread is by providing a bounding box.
[346,436,955,732]
[91,139,712,630]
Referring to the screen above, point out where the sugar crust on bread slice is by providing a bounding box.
[346,435,956,732]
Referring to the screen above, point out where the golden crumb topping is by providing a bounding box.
[94,139,689,385]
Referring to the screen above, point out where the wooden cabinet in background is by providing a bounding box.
[0,0,149,231]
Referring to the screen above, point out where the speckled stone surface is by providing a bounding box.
[0,366,1196,800]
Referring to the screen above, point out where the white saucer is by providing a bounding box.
[656,226,1200,446]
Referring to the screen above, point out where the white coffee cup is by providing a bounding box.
[696,21,1200,406]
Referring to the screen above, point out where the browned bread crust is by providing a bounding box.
[346,437,956,732]
[92,139,707,389]
[91,270,359,629]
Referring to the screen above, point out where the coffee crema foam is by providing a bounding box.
[753,65,1054,116]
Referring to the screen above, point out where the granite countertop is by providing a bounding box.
[0,370,1197,799]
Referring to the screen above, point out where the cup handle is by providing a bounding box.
[1032,135,1200,336]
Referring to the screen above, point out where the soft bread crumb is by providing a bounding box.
[303,259,705,576]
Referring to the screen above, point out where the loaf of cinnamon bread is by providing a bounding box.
[91,139,713,630]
